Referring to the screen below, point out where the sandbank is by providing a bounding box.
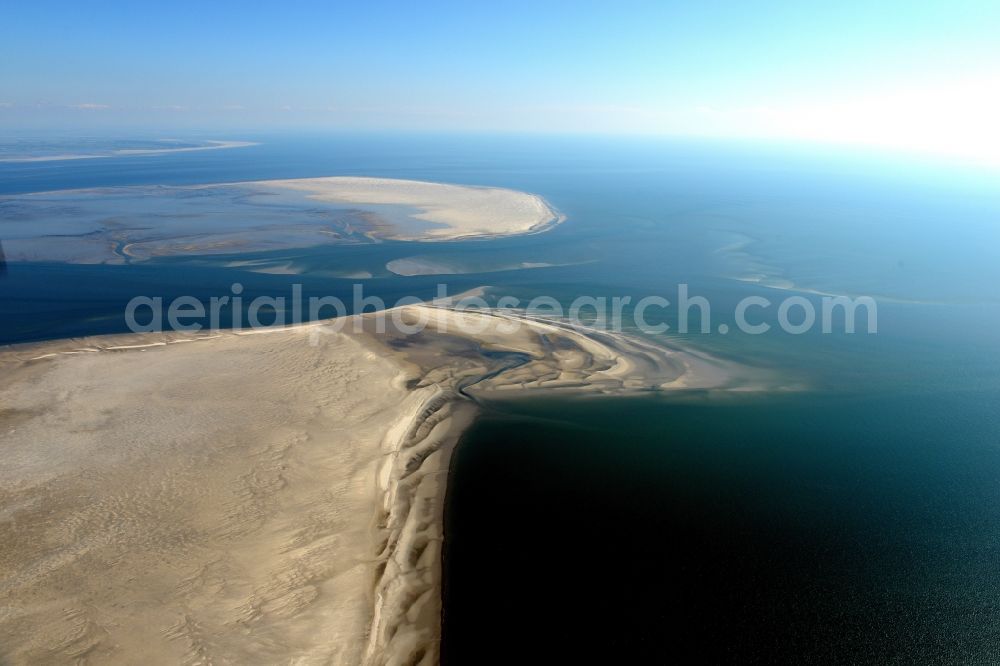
[256,177,565,241]
[0,178,563,264]
[0,305,753,664]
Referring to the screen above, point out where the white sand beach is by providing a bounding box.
[0,306,755,665]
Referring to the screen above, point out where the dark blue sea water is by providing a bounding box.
[2,133,999,661]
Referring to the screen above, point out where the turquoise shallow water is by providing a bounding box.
[1,133,999,660]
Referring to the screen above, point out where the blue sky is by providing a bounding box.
[2,1,999,160]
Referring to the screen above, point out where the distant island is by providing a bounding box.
[0,138,257,163]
